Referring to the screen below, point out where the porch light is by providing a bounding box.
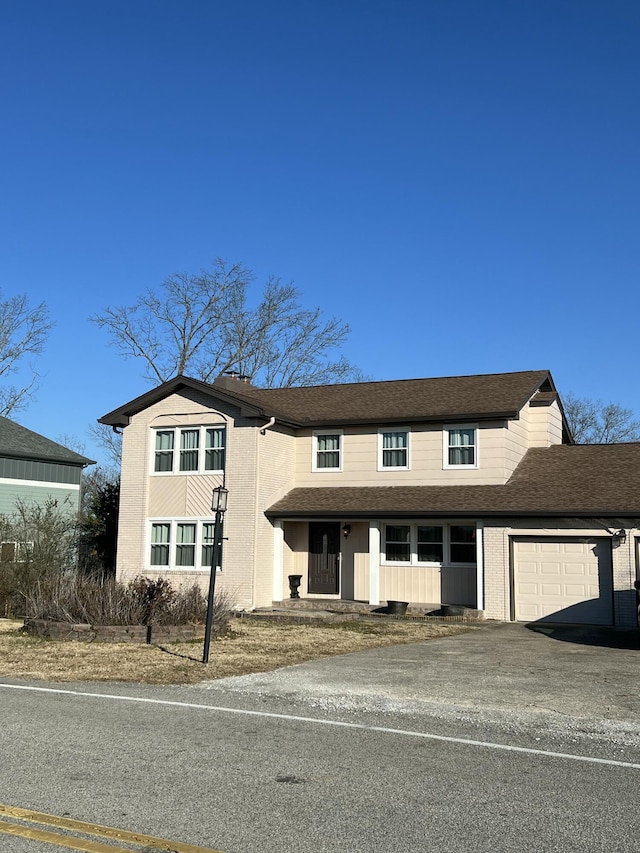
[613,528,627,546]
[342,523,351,539]
[203,485,229,664]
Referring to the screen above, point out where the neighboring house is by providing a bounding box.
[99,370,640,627]
[0,416,94,517]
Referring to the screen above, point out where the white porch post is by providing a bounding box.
[475,521,484,611]
[369,520,380,605]
[272,519,284,602]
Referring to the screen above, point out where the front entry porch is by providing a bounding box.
[271,518,483,611]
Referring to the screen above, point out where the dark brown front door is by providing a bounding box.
[308,522,340,594]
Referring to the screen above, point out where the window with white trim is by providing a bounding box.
[0,541,32,563]
[444,426,477,468]
[378,429,409,470]
[382,523,476,565]
[149,520,220,571]
[153,426,226,474]
[313,431,342,471]
[150,523,170,566]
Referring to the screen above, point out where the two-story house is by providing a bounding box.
[99,369,640,627]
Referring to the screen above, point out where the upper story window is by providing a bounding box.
[378,429,410,470]
[153,426,226,475]
[313,431,342,471]
[444,426,477,468]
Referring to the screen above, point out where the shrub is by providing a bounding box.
[0,498,79,616]
[23,574,233,633]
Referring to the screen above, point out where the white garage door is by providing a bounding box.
[513,538,613,625]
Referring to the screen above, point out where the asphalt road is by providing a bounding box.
[1,622,640,852]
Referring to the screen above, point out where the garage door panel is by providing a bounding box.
[514,538,612,625]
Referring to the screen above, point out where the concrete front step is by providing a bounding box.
[267,598,484,621]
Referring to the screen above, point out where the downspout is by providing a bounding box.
[475,522,484,612]
[253,416,276,611]
[260,417,276,435]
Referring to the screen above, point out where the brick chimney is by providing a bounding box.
[213,370,253,390]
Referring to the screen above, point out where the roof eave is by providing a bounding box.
[0,450,95,467]
[266,507,640,519]
[293,410,520,428]
[99,375,270,427]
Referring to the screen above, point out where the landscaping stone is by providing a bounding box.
[23,619,201,643]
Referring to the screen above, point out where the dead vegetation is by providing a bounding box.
[0,616,470,685]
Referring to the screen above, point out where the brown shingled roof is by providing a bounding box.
[218,369,554,425]
[100,369,556,429]
[266,443,640,518]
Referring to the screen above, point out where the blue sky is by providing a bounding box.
[1,0,638,466]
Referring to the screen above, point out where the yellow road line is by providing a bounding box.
[0,819,134,852]
[0,804,224,852]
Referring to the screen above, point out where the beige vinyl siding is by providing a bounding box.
[254,425,296,607]
[353,549,370,601]
[504,406,531,477]
[282,522,309,599]
[528,400,563,446]
[295,421,515,487]
[379,565,440,603]
[149,474,224,517]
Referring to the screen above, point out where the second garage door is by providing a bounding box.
[513,538,613,625]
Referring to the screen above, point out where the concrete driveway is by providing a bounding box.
[197,621,640,737]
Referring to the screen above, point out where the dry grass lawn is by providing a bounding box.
[0,616,470,685]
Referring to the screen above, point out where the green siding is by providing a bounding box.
[0,457,82,486]
[0,482,80,516]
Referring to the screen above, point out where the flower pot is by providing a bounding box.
[288,574,303,599]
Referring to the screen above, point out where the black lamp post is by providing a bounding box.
[202,485,228,664]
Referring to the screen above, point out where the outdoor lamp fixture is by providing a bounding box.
[212,485,229,515]
[613,528,627,546]
[342,523,351,539]
[203,485,229,664]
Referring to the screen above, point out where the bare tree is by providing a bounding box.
[564,392,640,444]
[91,259,362,388]
[0,293,52,416]
[88,422,122,470]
